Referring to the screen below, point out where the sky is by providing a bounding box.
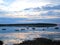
[0,0,60,24]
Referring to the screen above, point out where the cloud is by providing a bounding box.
[0,0,60,11]
[0,0,51,11]
[0,0,60,23]
[0,10,7,15]
[42,5,60,10]
[0,0,15,6]
[0,8,60,19]
[41,11,60,16]
[0,10,9,17]
[40,0,60,4]
[22,4,60,19]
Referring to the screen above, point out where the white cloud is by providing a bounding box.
[0,0,60,11]
[0,0,4,4]
[0,0,60,19]
[0,10,59,19]
[0,0,51,11]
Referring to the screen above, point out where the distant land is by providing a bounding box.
[0,23,57,27]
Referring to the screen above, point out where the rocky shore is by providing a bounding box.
[14,38,60,45]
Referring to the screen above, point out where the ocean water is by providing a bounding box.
[0,25,60,45]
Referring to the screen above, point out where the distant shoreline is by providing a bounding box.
[0,23,57,27]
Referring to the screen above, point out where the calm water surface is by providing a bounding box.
[0,25,60,45]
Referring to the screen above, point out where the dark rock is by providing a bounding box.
[0,41,3,45]
[14,38,60,45]
[55,27,59,29]
[2,29,6,30]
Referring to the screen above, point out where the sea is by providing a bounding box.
[0,24,60,45]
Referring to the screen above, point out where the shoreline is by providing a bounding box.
[0,23,57,27]
[13,37,60,45]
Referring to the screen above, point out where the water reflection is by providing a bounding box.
[0,26,60,45]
